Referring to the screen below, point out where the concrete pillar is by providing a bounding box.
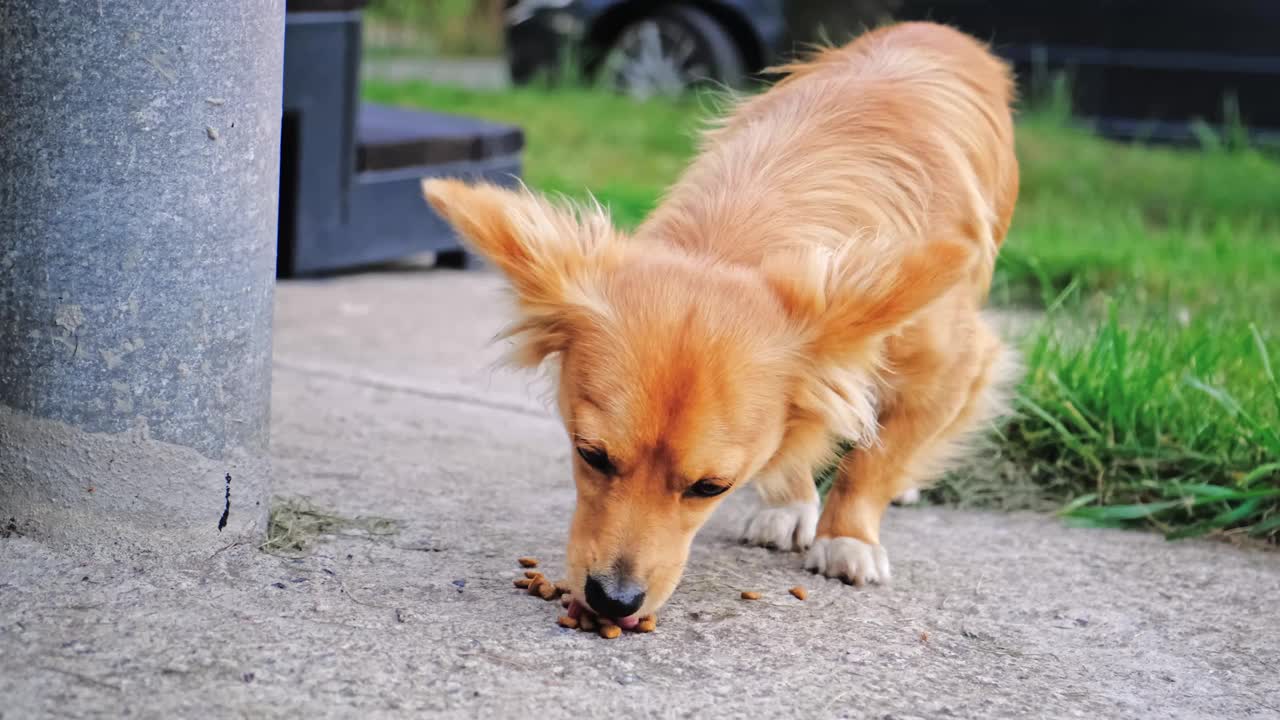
[0,0,284,557]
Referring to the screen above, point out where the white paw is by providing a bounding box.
[805,537,891,586]
[740,501,819,552]
[893,488,921,505]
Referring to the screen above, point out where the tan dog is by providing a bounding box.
[423,21,1020,624]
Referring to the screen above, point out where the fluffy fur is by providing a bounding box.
[423,22,1020,617]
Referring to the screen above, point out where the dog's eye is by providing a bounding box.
[685,479,730,498]
[576,446,616,475]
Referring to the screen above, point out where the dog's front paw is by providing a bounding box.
[892,488,921,505]
[805,536,890,586]
[740,501,819,552]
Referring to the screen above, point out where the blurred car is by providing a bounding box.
[503,0,1280,144]
[503,0,787,98]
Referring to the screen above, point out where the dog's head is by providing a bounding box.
[424,179,970,619]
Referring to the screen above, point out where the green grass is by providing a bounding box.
[1014,313,1279,540]
[998,115,1280,312]
[364,79,1280,542]
[364,0,503,57]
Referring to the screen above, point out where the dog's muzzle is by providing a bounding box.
[584,572,645,619]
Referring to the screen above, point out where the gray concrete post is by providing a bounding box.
[0,1,284,557]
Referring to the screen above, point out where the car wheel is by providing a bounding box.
[597,6,746,99]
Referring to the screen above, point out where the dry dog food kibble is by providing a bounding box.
[528,578,550,597]
[513,556,656,637]
[740,591,762,600]
[519,571,568,602]
[537,581,558,600]
[789,586,808,601]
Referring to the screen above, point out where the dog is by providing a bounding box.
[422,21,1020,625]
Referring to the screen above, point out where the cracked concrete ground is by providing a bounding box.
[2,269,1278,719]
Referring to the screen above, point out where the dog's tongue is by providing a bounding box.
[566,599,639,630]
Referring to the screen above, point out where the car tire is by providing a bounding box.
[598,5,746,98]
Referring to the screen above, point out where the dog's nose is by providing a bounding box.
[584,573,646,618]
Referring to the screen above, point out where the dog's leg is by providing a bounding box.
[807,327,1014,585]
[805,409,945,584]
[740,468,820,552]
[892,488,922,505]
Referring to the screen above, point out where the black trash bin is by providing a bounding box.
[279,0,524,276]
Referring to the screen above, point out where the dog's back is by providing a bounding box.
[641,22,1019,297]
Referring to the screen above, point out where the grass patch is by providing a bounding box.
[1011,311,1279,540]
[363,0,502,56]
[261,498,399,556]
[996,116,1280,313]
[366,79,1280,541]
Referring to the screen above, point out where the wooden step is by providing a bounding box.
[356,103,524,172]
[286,0,369,12]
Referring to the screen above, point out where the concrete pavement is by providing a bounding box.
[2,269,1278,718]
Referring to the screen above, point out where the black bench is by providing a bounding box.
[279,0,523,275]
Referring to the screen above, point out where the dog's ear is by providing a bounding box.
[761,239,973,443]
[423,178,617,366]
[764,239,973,361]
